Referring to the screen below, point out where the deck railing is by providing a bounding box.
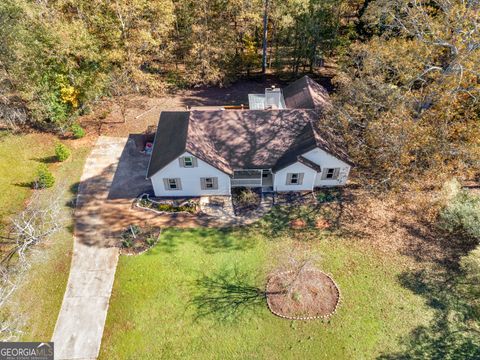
[231,178,263,187]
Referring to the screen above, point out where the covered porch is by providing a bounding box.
[231,169,273,192]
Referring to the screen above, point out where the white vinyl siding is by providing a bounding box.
[274,162,316,192]
[151,152,231,196]
[302,148,351,187]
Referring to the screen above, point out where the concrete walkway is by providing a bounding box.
[52,137,127,360]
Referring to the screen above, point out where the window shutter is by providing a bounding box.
[286,173,292,185]
[163,178,170,190]
[200,177,207,190]
[179,157,185,167]
[192,157,198,167]
[298,173,304,185]
[333,168,340,179]
[212,177,218,190]
[175,178,182,190]
[321,170,328,180]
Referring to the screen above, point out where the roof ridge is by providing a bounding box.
[186,111,233,175]
[297,155,321,172]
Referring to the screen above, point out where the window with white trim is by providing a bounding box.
[164,178,181,190]
[183,156,194,167]
[204,177,214,189]
[200,177,218,190]
[323,168,340,180]
[286,173,303,185]
[290,173,299,184]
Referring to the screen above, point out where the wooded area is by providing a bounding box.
[0,0,361,128]
[0,0,479,188]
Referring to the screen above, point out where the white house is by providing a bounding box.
[146,76,352,197]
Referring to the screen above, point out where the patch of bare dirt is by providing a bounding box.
[78,79,285,138]
[266,269,340,320]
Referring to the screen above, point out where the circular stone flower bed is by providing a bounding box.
[266,269,340,320]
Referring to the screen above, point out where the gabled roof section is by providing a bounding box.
[273,121,354,171]
[272,122,319,172]
[282,75,331,110]
[190,109,318,169]
[186,116,233,175]
[313,121,354,166]
[147,111,189,178]
[146,111,233,178]
[147,107,352,178]
[297,156,321,172]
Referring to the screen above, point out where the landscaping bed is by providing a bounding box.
[315,188,342,204]
[266,269,340,320]
[232,187,262,216]
[136,194,200,215]
[275,191,318,206]
[120,225,161,255]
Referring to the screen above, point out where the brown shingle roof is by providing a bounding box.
[147,111,232,177]
[283,75,331,110]
[147,77,351,178]
[190,109,319,169]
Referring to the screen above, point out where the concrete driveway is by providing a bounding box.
[53,134,237,359]
[52,137,127,360]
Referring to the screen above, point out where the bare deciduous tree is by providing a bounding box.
[0,268,21,341]
[7,188,64,267]
[0,186,66,340]
[272,250,321,296]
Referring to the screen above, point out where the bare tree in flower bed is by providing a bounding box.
[120,225,161,255]
[266,252,340,320]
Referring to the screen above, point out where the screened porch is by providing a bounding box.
[231,170,273,189]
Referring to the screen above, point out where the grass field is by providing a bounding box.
[100,228,432,359]
[0,132,55,234]
[0,131,91,340]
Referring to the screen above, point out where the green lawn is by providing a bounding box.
[0,131,91,340]
[0,132,55,233]
[100,228,433,359]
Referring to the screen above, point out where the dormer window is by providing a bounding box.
[183,156,193,167]
[179,156,196,168]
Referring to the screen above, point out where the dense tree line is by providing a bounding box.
[0,0,358,130]
[328,0,480,188]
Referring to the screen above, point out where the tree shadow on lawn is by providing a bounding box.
[188,266,271,322]
[258,204,335,239]
[32,155,57,164]
[152,227,257,255]
[378,267,480,359]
